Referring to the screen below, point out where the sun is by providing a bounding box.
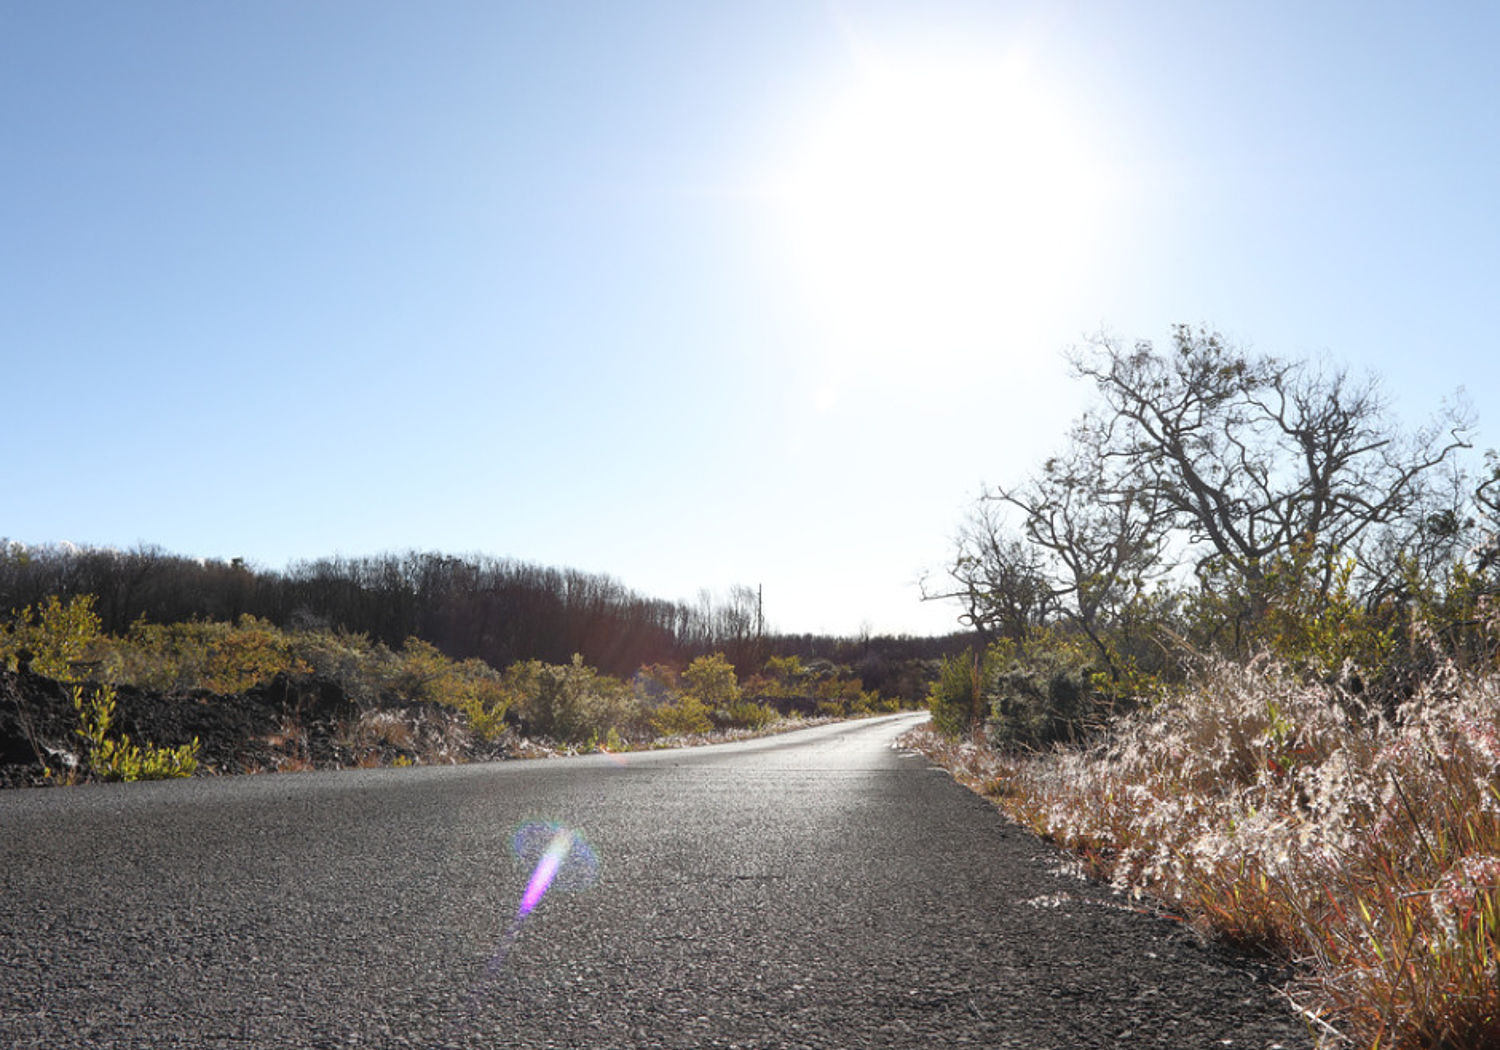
[766,54,1112,398]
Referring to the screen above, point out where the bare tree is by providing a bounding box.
[987,413,1173,667]
[1472,450,1500,582]
[924,499,1056,646]
[947,326,1474,654]
[1069,326,1472,608]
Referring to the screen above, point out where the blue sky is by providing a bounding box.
[4,2,1498,637]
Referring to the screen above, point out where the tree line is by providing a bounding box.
[0,544,966,691]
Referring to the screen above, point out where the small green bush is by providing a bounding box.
[1,595,102,681]
[115,615,309,693]
[683,653,740,709]
[65,683,199,782]
[984,647,1106,751]
[288,626,395,700]
[650,693,713,736]
[397,638,513,741]
[507,655,639,743]
[722,700,776,729]
[753,655,806,699]
[928,644,1010,737]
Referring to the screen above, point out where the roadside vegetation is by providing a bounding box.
[0,540,952,786]
[918,327,1500,1049]
[0,589,923,785]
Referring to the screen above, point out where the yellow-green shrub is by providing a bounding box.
[751,655,806,699]
[64,683,199,783]
[651,693,713,736]
[1,595,102,681]
[115,616,308,693]
[286,626,394,700]
[504,655,638,743]
[396,638,513,741]
[722,700,776,729]
[202,616,308,693]
[682,652,740,709]
[928,643,1010,737]
[1253,553,1397,680]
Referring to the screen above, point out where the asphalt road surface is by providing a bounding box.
[1,713,1312,1049]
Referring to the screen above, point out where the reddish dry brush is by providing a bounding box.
[908,657,1500,1050]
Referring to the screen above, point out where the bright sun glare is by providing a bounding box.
[770,55,1111,403]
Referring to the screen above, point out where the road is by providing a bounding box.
[0,713,1311,1049]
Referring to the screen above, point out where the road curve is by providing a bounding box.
[0,714,1310,1049]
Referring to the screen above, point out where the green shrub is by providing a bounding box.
[650,693,713,736]
[64,683,199,782]
[395,638,514,741]
[1,595,102,681]
[928,644,1010,737]
[753,655,806,699]
[683,653,740,707]
[984,647,1107,751]
[287,626,394,701]
[747,654,902,715]
[201,616,308,693]
[115,615,308,693]
[928,637,1119,748]
[506,655,637,743]
[1253,551,1397,681]
[446,663,513,741]
[722,700,776,729]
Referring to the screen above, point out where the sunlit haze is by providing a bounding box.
[4,3,1498,636]
[768,47,1115,398]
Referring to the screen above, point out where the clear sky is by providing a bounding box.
[4,2,1498,637]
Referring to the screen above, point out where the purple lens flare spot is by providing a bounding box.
[452,821,601,1037]
[512,821,599,918]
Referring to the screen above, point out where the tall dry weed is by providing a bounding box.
[912,656,1500,1049]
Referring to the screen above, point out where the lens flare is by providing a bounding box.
[450,821,599,1039]
[512,820,599,917]
[517,826,575,918]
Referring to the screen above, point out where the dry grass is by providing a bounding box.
[906,657,1500,1049]
[265,715,313,772]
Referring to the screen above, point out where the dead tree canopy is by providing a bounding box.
[1069,326,1472,599]
[940,325,1474,642]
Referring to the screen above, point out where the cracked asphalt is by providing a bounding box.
[0,713,1311,1048]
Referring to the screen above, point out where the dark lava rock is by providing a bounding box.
[0,670,500,788]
